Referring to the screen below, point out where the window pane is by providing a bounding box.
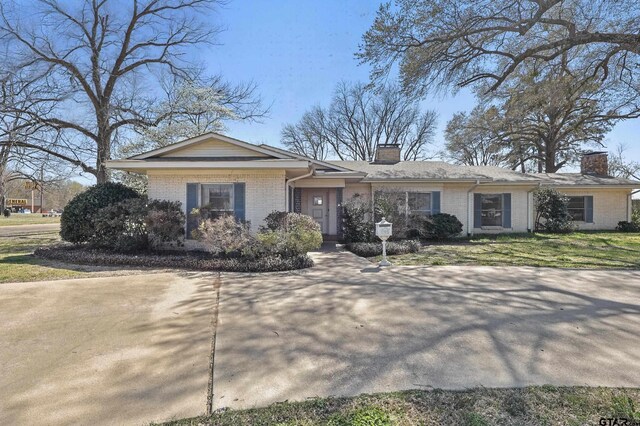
[568,197,585,209]
[480,194,502,226]
[567,197,585,221]
[202,184,233,211]
[408,192,431,212]
[313,196,323,206]
[481,194,502,210]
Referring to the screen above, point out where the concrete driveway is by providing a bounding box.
[2,249,639,424]
[0,272,217,425]
[213,250,640,409]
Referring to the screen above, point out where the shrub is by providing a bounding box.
[34,245,313,272]
[533,188,574,233]
[91,197,148,252]
[632,207,640,226]
[261,210,290,231]
[193,214,255,257]
[419,213,463,240]
[258,212,323,257]
[341,195,374,243]
[146,200,185,248]
[345,240,421,257]
[374,190,408,239]
[616,221,640,232]
[61,182,139,243]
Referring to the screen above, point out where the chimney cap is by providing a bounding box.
[583,151,608,156]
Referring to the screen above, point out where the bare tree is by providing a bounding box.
[0,0,225,183]
[358,0,640,95]
[282,82,437,161]
[444,106,512,167]
[609,144,640,180]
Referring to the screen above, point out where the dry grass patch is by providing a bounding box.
[160,386,640,426]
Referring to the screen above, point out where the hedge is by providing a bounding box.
[345,240,421,257]
[34,245,313,272]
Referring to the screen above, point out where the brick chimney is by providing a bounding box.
[374,143,401,164]
[581,152,609,176]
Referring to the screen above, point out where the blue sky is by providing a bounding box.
[200,0,640,170]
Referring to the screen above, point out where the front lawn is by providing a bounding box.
[385,232,640,269]
[0,230,87,283]
[0,213,60,226]
[161,386,640,426]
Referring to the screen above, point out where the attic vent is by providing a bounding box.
[374,143,401,164]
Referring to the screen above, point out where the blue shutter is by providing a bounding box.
[431,191,441,215]
[474,193,482,228]
[233,183,246,222]
[502,193,512,228]
[186,183,198,239]
[585,196,594,223]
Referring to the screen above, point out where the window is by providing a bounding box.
[201,184,234,218]
[568,196,586,221]
[407,192,432,217]
[313,196,323,206]
[480,194,503,227]
[374,190,434,218]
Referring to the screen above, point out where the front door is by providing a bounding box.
[309,192,328,234]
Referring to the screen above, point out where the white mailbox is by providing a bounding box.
[375,217,393,240]
[375,217,392,266]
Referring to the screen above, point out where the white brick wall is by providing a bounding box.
[559,188,631,230]
[147,169,286,230]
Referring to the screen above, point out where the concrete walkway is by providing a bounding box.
[0,272,217,426]
[213,249,640,409]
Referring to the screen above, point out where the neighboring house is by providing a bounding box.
[107,132,639,239]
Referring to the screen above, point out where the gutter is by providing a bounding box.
[285,165,315,212]
[466,180,481,236]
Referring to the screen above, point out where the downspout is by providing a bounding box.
[285,164,314,212]
[466,180,480,236]
[527,183,542,232]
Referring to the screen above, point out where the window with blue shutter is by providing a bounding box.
[585,195,594,223]
[474,193,482,228]
[233,182,246,222]
[186,183,198,239]
[431,191,441,214]
[502,193,512,228]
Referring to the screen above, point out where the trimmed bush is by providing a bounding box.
[257,212,322,257]
[61,182,139,243]
[419,213,463,240]
[146,199,185,248]
[341,195,374,243]
[193,214,255,257]
[616,221,640,232]
[345,240,421,257]
[91,197,149,252]
[261,210,290,231]
[34,245,313,272]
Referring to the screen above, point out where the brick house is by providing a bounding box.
[107,133,639,239]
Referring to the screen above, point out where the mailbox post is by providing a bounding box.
[375,217,393,267]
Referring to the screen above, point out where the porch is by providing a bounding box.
[290,185,343,240]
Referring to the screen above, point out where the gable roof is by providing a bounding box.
[129,133,293,160]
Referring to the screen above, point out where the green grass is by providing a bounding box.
[0,230,86,283]
[0,213,60,226]
[385,232,640,269]
[159,387,640,426]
